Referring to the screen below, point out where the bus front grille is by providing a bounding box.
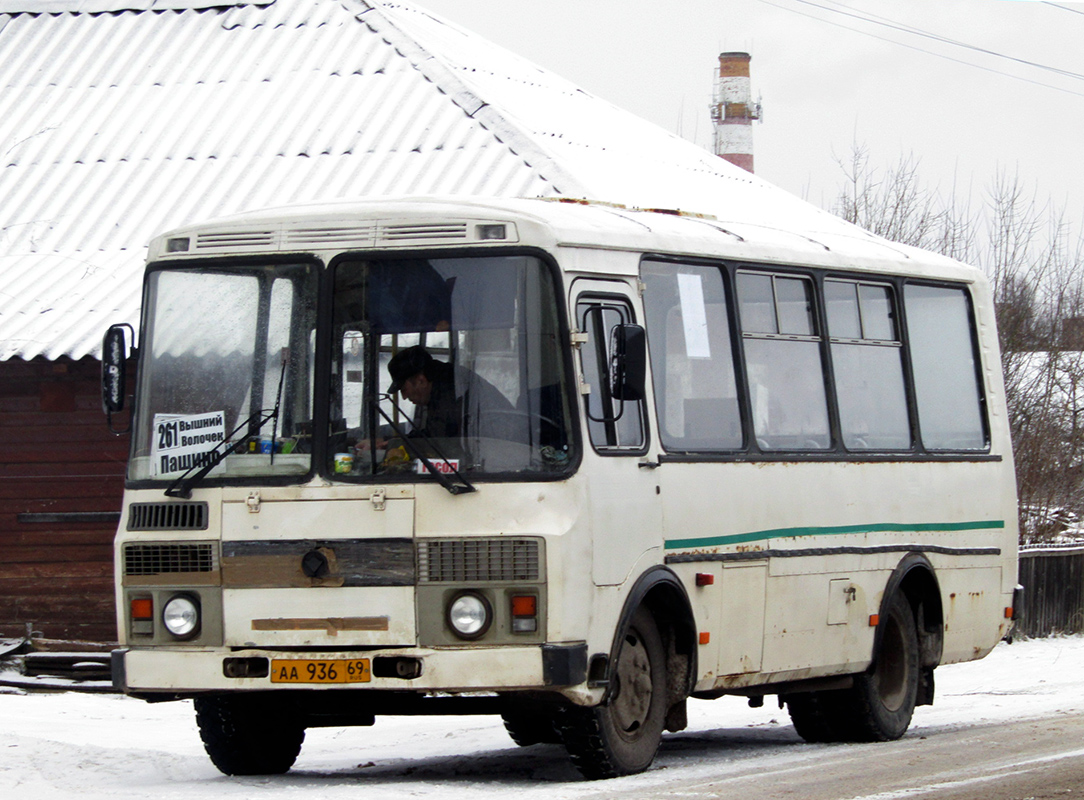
[417,538,541,583]
[124,543,218,576]
[127,502,208,531]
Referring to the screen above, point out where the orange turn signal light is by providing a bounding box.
[868,614,880,627]
[131,598,153,620]
[1005,607,1014,619]
[511,595,537,617]
[699,632,711,645]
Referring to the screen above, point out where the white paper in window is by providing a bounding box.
[151,411,226,477]
[677,273,711,359]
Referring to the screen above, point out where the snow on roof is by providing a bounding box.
[0,0,910,361]
[0,1,266,10]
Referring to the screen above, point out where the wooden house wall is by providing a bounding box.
[0,356,132,642]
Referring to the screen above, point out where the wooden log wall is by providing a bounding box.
[0,356,132,642]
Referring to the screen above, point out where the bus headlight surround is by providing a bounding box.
[162,594,201,639]
[447,591,492,639]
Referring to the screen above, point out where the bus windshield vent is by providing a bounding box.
[417,538,541,583]
[127,502,209,531]
[285,225,376,247]
[195,230,276,249]
[123,543,217,576]
[379,223,468,244]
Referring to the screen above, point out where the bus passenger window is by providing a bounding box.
[826,280,911,451]
[905,284,987,450]
[737,272,830,451]
[578,300,646,450]
[641,262,742,451]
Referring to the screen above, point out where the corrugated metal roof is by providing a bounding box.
[0,0,565,360]
[0,2,264,11]
[0,0,871,361]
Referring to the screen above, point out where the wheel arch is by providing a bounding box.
[604,566,698,704]
[877,552,944,704]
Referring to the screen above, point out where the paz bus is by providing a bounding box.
[102,196,1019,779]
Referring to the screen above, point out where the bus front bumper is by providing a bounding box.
[112,643,588,696]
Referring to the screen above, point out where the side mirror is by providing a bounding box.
[611,324,647,402]
[102,324,134,433]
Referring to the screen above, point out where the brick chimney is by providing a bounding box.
[712,52,761,173]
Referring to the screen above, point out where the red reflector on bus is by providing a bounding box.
[699,632,711,645]
[695,573,714,586]
[868,614,880,627]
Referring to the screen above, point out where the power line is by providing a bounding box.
[1044,2,1084,16]
[760,0,1084,98]
[787,0,1084,82]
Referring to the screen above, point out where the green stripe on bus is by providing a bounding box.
[663,520,1006,551]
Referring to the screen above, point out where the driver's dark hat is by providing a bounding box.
[387,346,433,393]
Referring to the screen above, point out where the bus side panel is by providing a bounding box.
[661,459,1015,689]
[932,563,1007,664]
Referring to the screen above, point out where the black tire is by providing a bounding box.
[785,688,853,743]
[194,694,305,776]
[501,708,562,746]
[785,593,919,744]
[559,607,667,779]
[849,592,920,741]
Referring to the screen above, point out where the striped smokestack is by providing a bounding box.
[713,52,761,173]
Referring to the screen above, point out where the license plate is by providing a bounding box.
[270,658,371,684]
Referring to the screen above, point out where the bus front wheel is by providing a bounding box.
[501,707,562,746]
[559,606,667,779]
[194,694,305,775]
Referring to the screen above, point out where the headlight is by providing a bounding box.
[162,595,200,638]
[447,591,491,639]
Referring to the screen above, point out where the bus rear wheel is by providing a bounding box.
[786,593,919,743]
[850,592,920,741]
[559,607,667,779]
[194,694,305,775]
[784,688,853,743]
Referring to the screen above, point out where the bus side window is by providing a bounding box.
[904,284,988,450]
[578,300,646,450]
[641,262,743,451]
[737,271,831,451]
[825,279,911,451]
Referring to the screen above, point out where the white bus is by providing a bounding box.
[104,196,1019,780]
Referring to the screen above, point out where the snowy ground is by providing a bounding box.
[1,636,1082,799]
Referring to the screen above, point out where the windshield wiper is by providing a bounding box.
[165,353,289,499]
[164,407,276,499]
[374,396,476,495]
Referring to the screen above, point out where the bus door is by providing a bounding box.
[640,259,767,680]
[573,281,663,587]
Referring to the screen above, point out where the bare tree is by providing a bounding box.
[832,148,1084,543]
[834,145,975,260]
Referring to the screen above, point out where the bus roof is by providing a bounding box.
[149,195,984,284]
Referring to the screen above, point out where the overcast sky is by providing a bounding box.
[419,0,1084,231]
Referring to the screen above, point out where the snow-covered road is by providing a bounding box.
[1,635,1082,799]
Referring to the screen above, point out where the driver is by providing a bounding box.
[387,345,514,439]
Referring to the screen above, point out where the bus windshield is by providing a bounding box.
[330,254,574,478]
[128,261,318,483]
